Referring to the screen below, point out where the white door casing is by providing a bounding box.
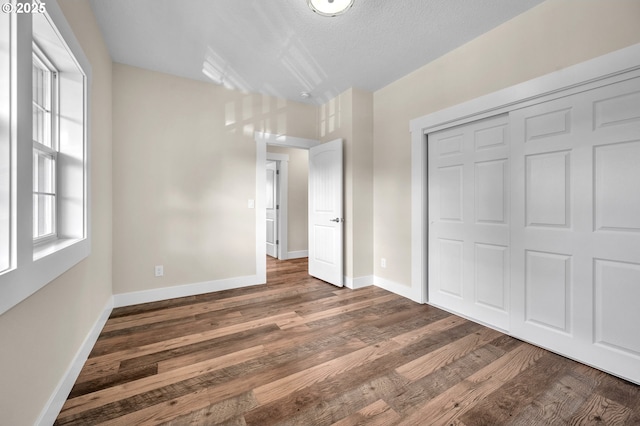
[265,161,278,258]
[428,114,510,331]
[309,139,344,287]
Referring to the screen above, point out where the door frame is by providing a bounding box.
[266,154,288,260]
[410,43,640,304]
[255,132,321,283]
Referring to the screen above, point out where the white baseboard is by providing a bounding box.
[37,297,114,426]
[286,250,308,260]
[113,275,264,308]
[345,275,373,290]
[373,275,421,303]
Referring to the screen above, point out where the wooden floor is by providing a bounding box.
[56,257,640,425]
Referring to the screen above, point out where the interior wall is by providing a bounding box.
[351,89,374,279]
[266,145,309,253]
[112,64,318,294]
[0,0,113,424]
[319,88,373,282]
[372,0,640,289]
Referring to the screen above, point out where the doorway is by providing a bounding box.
[265,160,279,258]
[255,133,320,283]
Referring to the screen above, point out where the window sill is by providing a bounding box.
[34,237,84,261]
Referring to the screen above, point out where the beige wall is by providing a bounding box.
[350,89,373,278]
[373,0,640,288]
[0,0,113,424]
[266,145,309,253]
[113,64,318,294]
[320,88,373,280]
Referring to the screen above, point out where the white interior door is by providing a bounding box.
[308,139,343,287]
[428,115,510,331]
[265,161,278,258]
[510,76,640,384]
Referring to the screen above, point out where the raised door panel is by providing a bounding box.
[525,250,572,333]
[594,141,640,233]
[594,259,640,357]
[525,151,571,228]
[475,243,508,312]
[475,159,507,225]
[438,165,464,222]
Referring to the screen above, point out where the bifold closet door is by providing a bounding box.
[510,76,640,384]
[428,114,510,331]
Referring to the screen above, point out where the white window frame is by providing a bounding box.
[0,9,11,275]
[0,0,91,315]
[32,43,59,244]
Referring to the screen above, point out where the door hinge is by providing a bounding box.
[276,205,280,210]
[276,240,279,245]
[276,170,280,175]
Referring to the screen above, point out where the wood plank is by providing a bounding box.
[253,339,401,405]
[569,394,633,425]
[277,293,398,329]
[157,392,258,426]
[395,327,502,381]
[505,371,595,425]
[331,399,401,426]
[391,315,465,346]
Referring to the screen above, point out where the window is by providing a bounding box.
[32,46,58,242]
[0,1,91,315]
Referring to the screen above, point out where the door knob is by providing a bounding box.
[329,218,342,222]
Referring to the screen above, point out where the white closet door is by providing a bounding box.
[428,114,510,331]
[510,76,640,383]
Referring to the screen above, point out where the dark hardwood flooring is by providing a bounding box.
[55,257,640,425]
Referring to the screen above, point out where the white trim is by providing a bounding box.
[256,135,266,283]
[410,43,640,135]
[255,132,320,277]
[345,275,373,290]
[266,152,289,162]
[373,275,421,303]
[113,275,263,308]
[410,43,640,304]
[36,297,113,426]
[287,250,308,259]
[256,132,321,150]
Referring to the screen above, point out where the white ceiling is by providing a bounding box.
[89,0,544,105]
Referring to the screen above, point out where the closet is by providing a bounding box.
[427,75,640,384]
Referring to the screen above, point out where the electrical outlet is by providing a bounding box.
[381,258,387,268]
[155,265,164,277]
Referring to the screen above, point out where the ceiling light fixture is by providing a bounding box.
[307,0,354,17]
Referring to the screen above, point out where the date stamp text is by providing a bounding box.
[2,2,46,13]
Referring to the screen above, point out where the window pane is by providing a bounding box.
[0,12,9,272]
[32,53,51,148]
[33,194,55,239]
[34,150,55,193]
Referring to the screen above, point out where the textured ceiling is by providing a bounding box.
[89,0,544,105]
